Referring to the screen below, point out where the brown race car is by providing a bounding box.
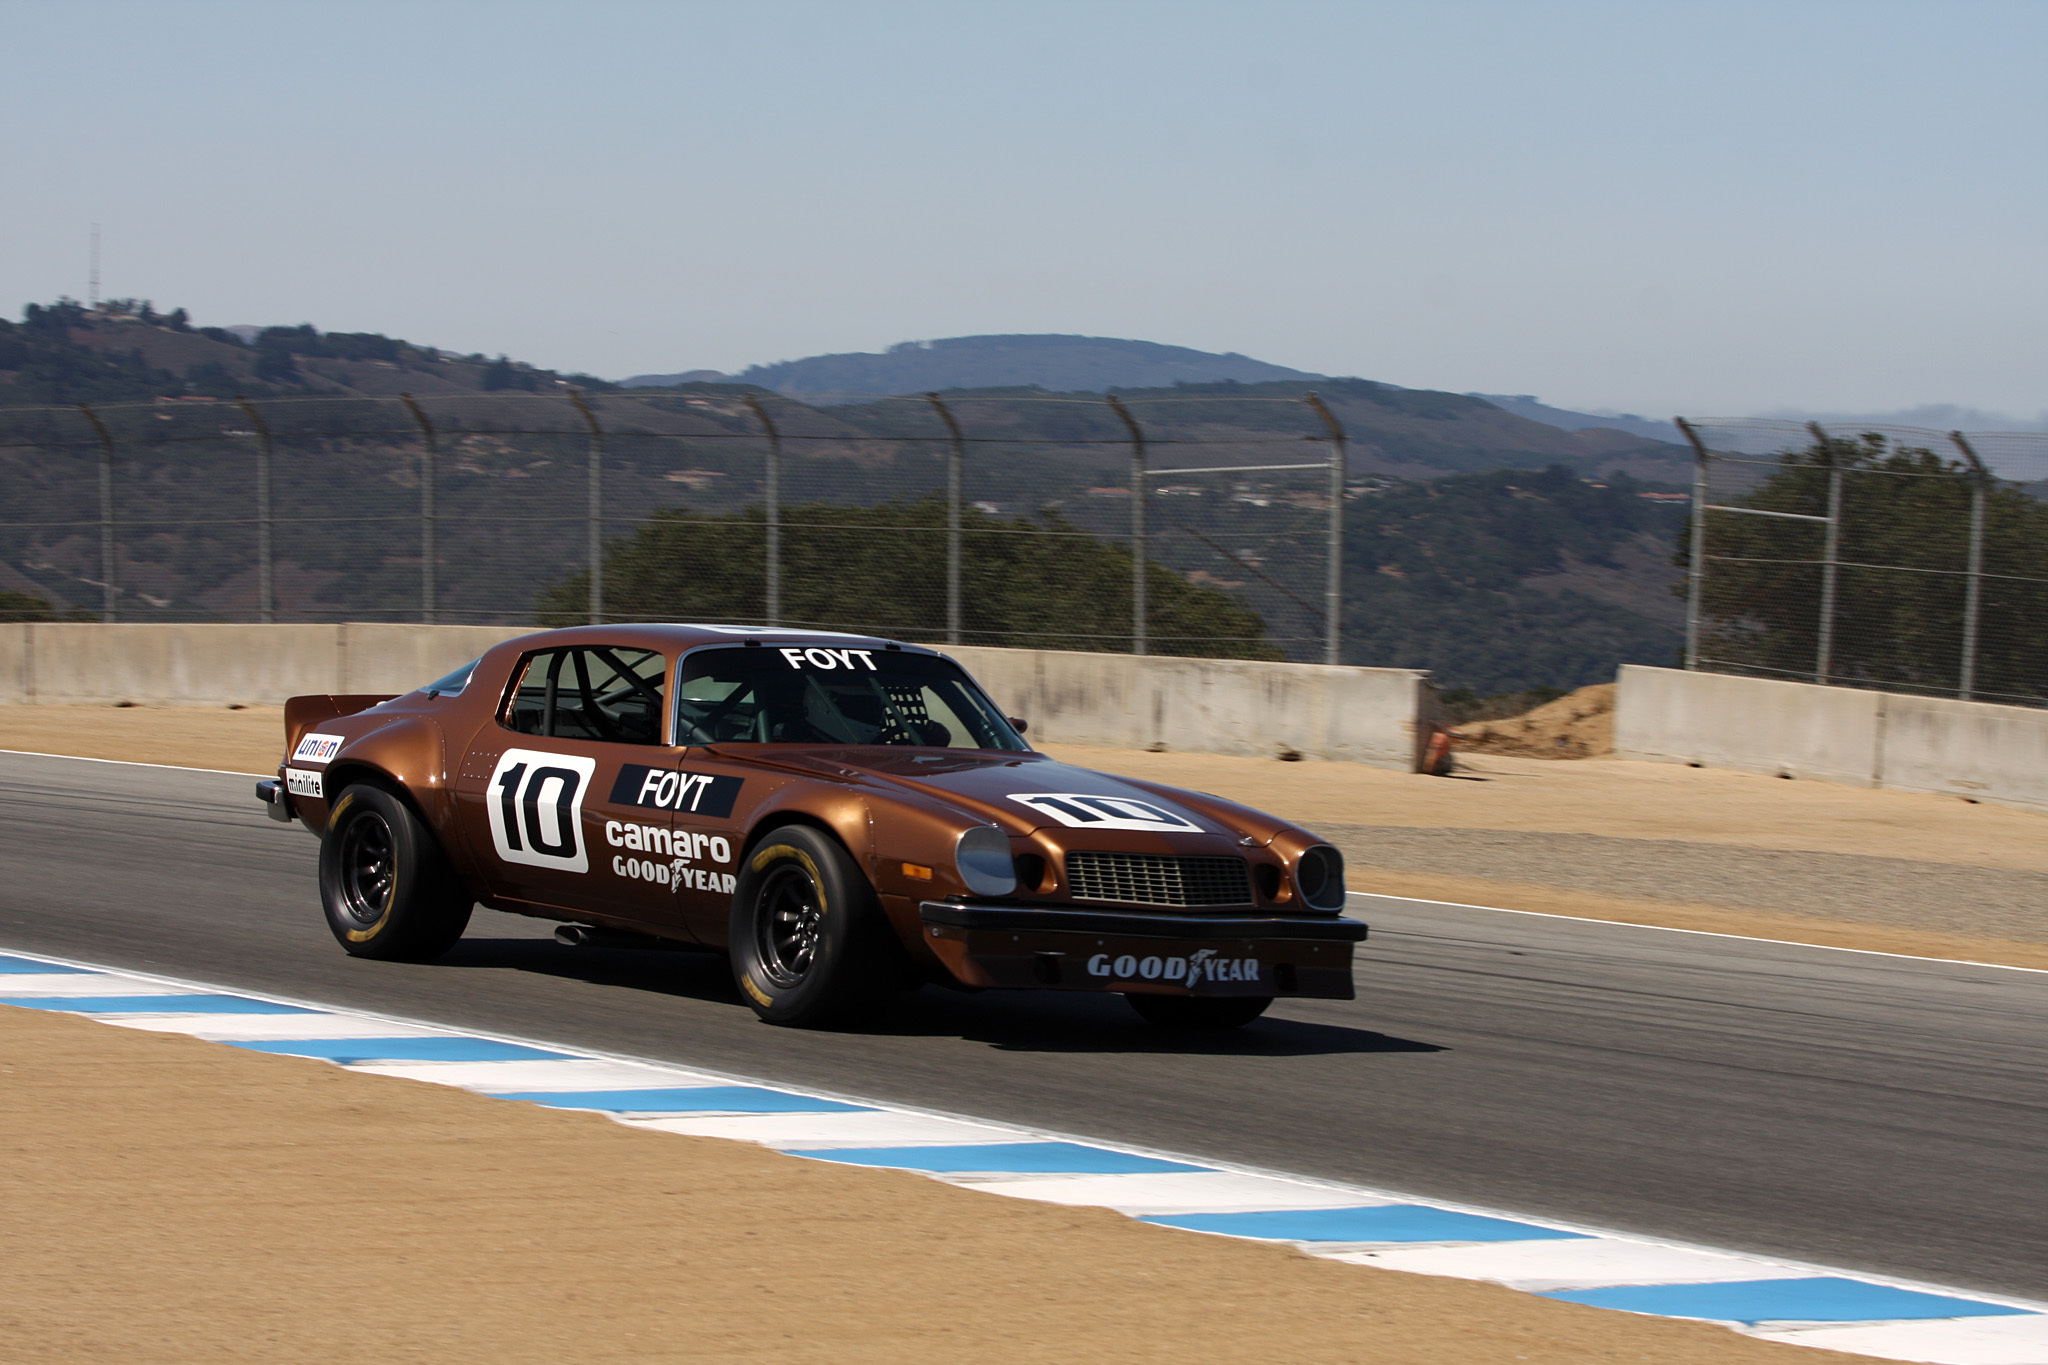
[257,624,1366,1029]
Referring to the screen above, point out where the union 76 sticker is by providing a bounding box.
[486,749,597,873]
[1007,793,1201,831]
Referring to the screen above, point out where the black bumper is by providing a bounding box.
[255,778,293,823]
[915,900,1366,998]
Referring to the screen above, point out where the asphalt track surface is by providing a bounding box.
[3,751,2042,1300]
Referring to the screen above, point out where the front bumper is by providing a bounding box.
[917,900,1367,999]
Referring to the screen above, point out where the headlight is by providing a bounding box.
[954,826,1018,897]
[1295,844,1346,910]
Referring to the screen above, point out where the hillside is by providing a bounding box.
[627,334,1323,398]
[0,300,1690,691]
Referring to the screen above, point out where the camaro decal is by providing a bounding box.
[1087,949,1260,984]
[610,765,743,817]
[292,733,344,764]
[284,767,324,799]
[486,749,597,873]
[605,820,735,894]
[1007,793,1200,831]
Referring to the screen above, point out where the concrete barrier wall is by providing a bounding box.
[0,624,1435,770]
[1879,693,2048,809]
[1612,665,1883,786]
[1615,664,2048,811]
[945,646,1434,769]
[0,623,529,707]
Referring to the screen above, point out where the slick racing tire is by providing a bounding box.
[729,825,903,1029]
[319,783,473,962]
[1124,993,1273,1030]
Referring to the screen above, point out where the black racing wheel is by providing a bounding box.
[728,825,905,1028]
[319,783,472,962]
[1124,994,1273,1030]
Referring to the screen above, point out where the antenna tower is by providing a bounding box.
[89,223,100,307]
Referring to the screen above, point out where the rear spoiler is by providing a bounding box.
[283,694,399,758]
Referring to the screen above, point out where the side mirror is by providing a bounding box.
[1007,716,1029,735]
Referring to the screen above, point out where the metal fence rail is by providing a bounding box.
[1675,417,2048,707]
[0,390,1351,662]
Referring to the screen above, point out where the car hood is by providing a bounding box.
[744,749,1237,838]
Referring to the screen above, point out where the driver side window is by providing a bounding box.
[502,647,667,745]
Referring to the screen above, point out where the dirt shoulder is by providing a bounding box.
[0,1006,1872,1365]
[4,704,2042,968]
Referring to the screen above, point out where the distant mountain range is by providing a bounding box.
[623,334,1325,399]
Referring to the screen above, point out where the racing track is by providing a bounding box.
[2,750,2042,1300]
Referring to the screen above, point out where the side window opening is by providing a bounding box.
[501,647,667,745]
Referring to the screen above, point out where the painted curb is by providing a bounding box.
[5,947,2044,1363]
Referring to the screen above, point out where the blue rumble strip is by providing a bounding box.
[0,994,320,1014]
[1142,1205,1590,1244]
[4,944,2043,1365]
[0,955,92,973]
[1542,1277,2036,1325]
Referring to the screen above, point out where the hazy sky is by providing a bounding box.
[5,0,2043,417]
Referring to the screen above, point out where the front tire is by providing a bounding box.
[1125,994,1273,1030]
[728,825,902,1029]
[319,784,472,962]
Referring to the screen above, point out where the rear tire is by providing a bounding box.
[319,784,472,962]
[1124,994,1273,1030]
[728,825,902,1029]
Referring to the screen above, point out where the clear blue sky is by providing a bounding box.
[4,0,2042,417]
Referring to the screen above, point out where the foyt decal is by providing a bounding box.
[1087,949,1260,984]
[487,748,597,873]
[1007,793,1200,832]
[284,767,324,799]
[292,733,344,764]
[605,820,735,894]
[778,646,876,671]
[610,764,743,817]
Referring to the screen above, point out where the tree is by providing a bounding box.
[1677,433,2048,702]
[535,495,1280,658]
[0,592,95,623]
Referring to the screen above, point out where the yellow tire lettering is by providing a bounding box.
[739,973,773,1007]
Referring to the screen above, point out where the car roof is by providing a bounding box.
[487,623,939,657]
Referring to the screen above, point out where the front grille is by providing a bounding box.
[1064,852,1253,908]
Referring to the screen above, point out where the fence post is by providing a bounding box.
[1675,417,1713,670]
[925,394,966,645]
[568,389,605,625]
[1304,392,1347,667]
[744,394,782,627]
[76,403,117,622]
[1808,421,1843,684]
[234,397,275,623]
[400,394,437,624]
[1950,431,1991,701]
[1106,395,1146,655]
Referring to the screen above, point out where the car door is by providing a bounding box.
[453,644,697,937]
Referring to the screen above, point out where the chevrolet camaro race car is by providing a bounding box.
[257,624,1367,1029]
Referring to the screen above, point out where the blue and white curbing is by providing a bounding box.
[4,947,2044,1365]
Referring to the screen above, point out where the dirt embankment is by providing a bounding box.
[1456,684,1614,759]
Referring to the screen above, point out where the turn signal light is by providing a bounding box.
[902,863,933,880]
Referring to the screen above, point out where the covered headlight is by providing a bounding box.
[1295,844,1346,910]
[954,826,1018,897]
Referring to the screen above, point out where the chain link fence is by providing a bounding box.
[1675,418,2048,707]
[0,390,1347,661]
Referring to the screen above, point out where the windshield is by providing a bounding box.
[675,645,1028,750]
